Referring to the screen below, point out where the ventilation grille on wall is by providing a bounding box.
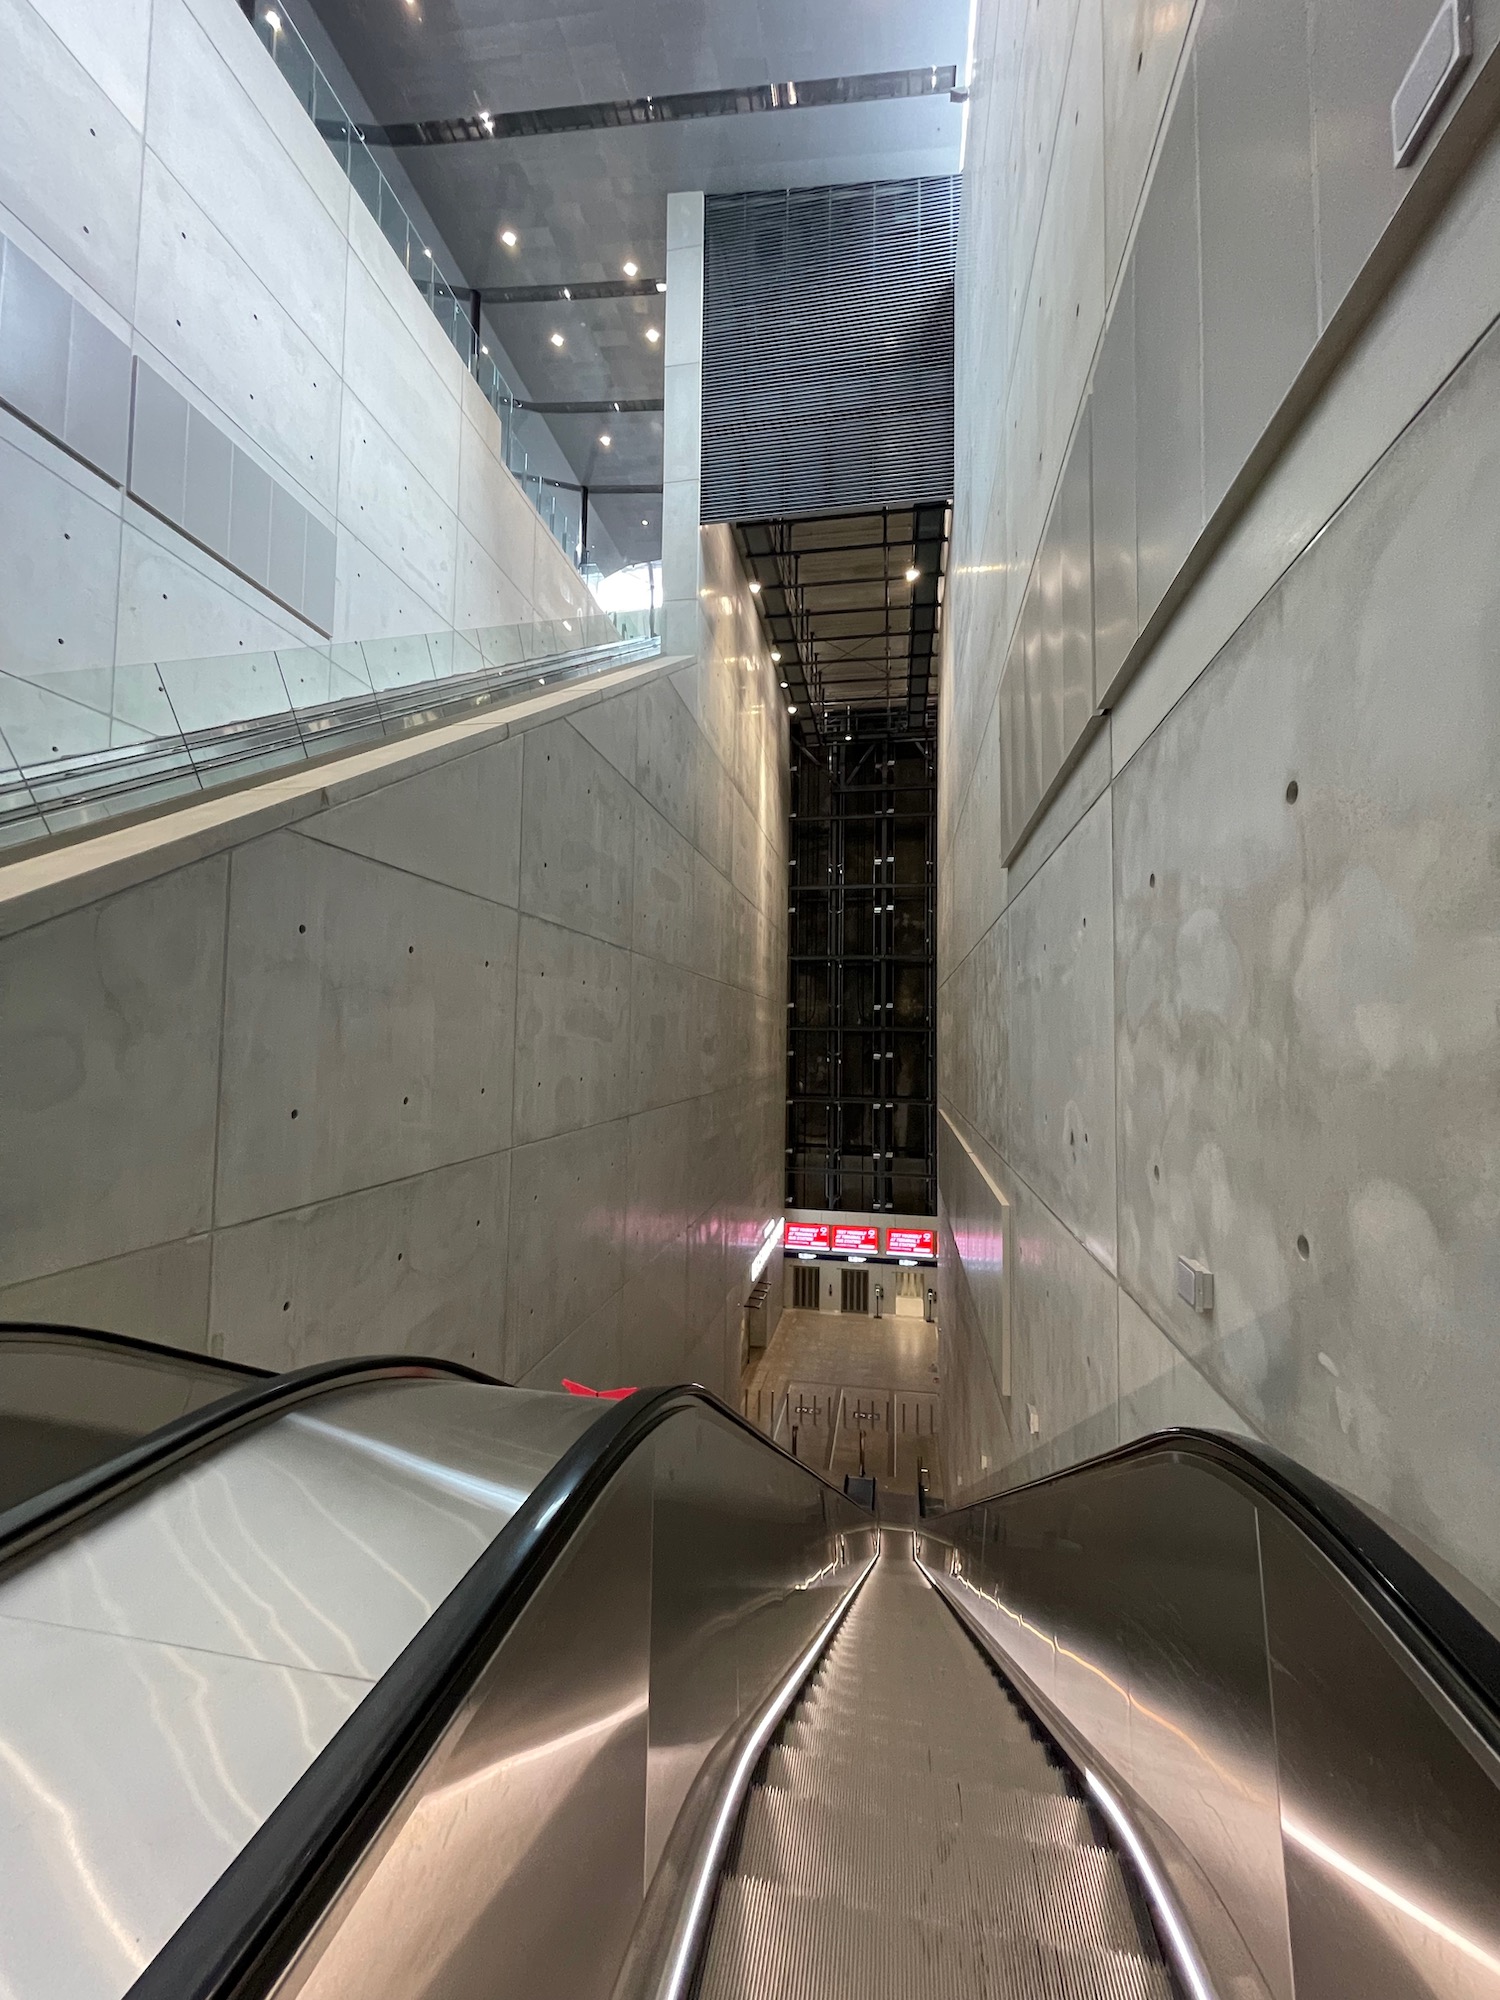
[702,178,957,522]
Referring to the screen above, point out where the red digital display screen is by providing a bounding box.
[886,1228,938,1258]
[785,1222,831,1252]
[831,1225,881,1254]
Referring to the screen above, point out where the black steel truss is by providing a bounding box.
[785,718,937,1216]
[735,505,948,733]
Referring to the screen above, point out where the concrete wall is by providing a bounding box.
[940,0,1500,1615]
[0,545,789,1394]
[0,0,592,766]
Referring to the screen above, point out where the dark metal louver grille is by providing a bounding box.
[702,177,957,522]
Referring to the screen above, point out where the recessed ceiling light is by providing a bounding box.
[500,228,517,247]
[905,565,920,582]
[623,259,639,277]
[770,649,781,662]
[780,680,789,689]
[788,704,797,714]
[642,518,649,526]
[656,281,667,293]
[480,343,489,356]
[599,432,612,447]
[479,111,494,131]
[422,246,432,259]
[549,331,565,347]
[645,326,661,343]
[264,7,281,27]
[748,579,761,595]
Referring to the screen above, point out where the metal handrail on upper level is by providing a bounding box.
[0,610,658,851]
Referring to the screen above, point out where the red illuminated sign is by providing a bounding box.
[885,1228,937,1259]
[831,1224,881,1255]
[785,1222,831,1252]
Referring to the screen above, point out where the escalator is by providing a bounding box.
[1,1327,1497,2000]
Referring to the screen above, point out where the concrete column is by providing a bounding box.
[660,191,705,660]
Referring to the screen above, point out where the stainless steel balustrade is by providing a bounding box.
[5,1329,1498,2000]
[0,1369,603,2000]
[220,1402,875,2000]
[0,611,656,850]
[0,1323,264,1512]
[916,1434,1500,2000]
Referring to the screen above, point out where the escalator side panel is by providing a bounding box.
[1260,1511,1500,2000]
[271,1439,657,2000]
[934,1455,1293,2000]
[0,1332,263,1510]
[265,1404,871,2000]
[922,1447,1500,2000]
[645,1408,863,1884]
[0,1380,600,2000]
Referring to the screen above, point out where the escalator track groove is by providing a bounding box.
[696,1536,1173,2000]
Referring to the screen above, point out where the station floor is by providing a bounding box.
[741,1307,943,1509]
[743,1307,940,1400]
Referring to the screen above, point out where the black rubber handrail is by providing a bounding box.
[0,1319,272,1377]
[126,1383,872,2000]
[930,1425,1500,1756]
[0,1347,503,1572]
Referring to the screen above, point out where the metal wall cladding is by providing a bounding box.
[0,228,334,635]
[997,0,1476,863]
[0,234,129,484]
[130,359,336,633]
[701,178,957,522]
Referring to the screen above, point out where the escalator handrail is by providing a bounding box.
[0,1347,505,1571]
[0,1318,273,1376]
[929,1424,1500,1753]
[125,1383,873,2000]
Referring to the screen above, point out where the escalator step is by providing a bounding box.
[697,1874,1173,2000]
[758,1761,1097,1845]
[730,1791,1146,1951]
[764,1735,1073,1795]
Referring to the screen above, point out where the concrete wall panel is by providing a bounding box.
[0,433,122,712]
[146,0,348,368]
[0,856,226,1286]
[504,1117,628,1377]
[215,831,516,1222]
[135,156,343,515]
[1113,322,1500,1600]
[300,736,523,909]
[518,720,634,949]
[26,0,151,130]
[632,796,695,969]
[337,392,457,622]
[0,0,142,316]
[1006,791,1117,1265]
[209,1151,509,1373]
[513,915,631,1145]
[630,950,696,1115]
[0,1236,212,1352]
[115,513,308,666]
